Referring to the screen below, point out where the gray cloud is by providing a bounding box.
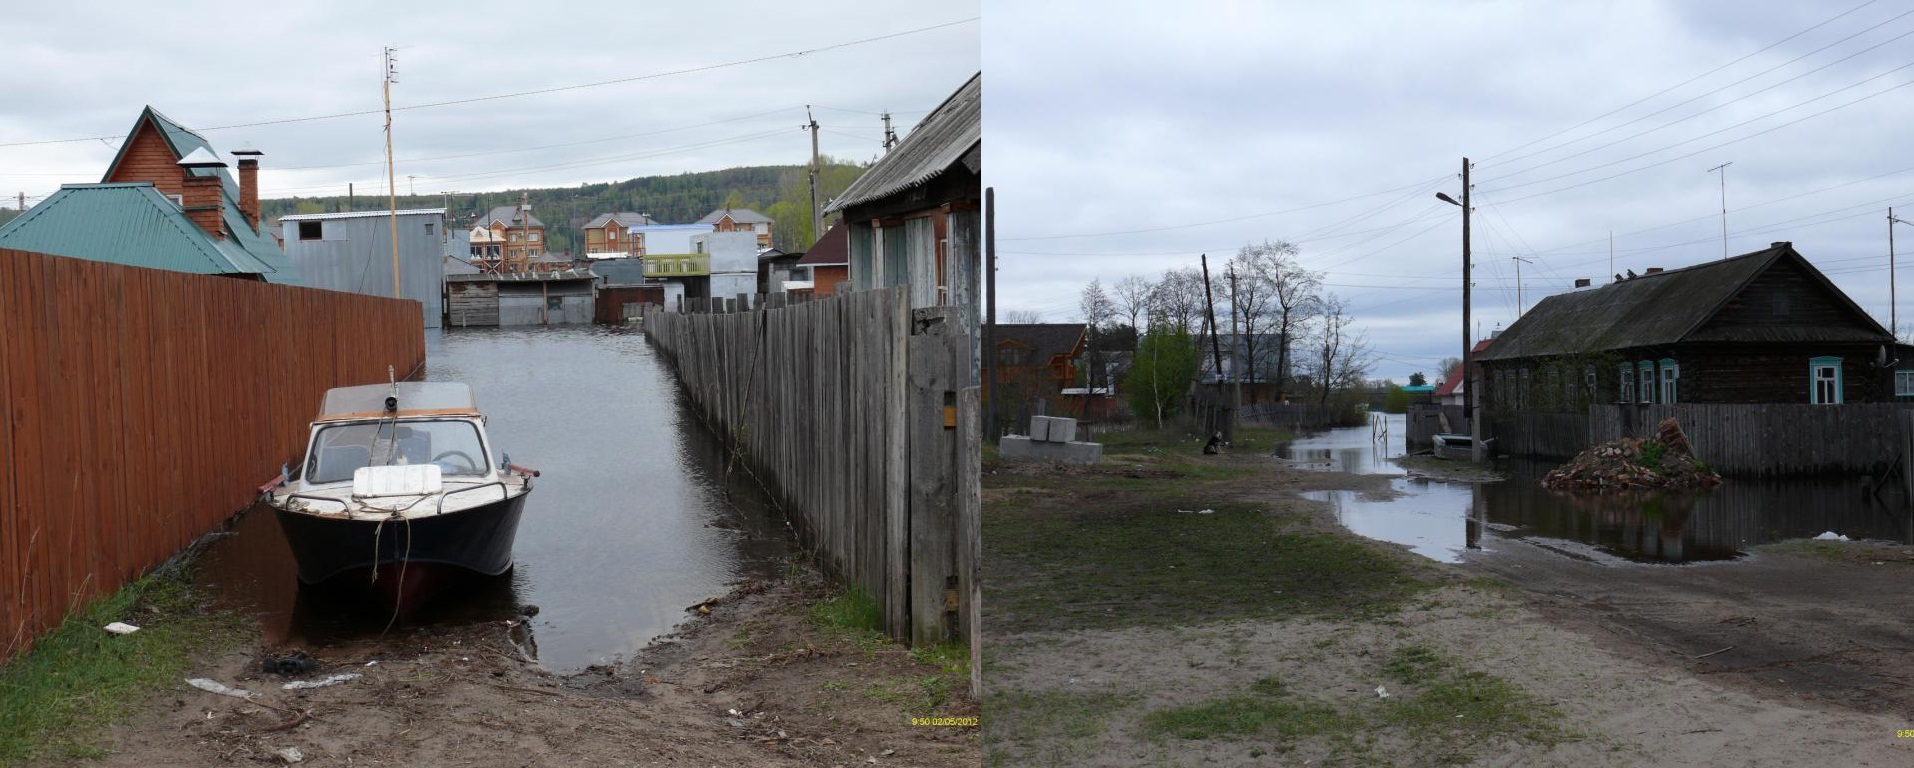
[986,0,1914,380]
[0,1,977,204]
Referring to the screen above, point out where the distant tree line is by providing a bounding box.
[1068,240,1374,428]
[257,158,869,256]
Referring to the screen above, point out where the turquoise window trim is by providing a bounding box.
[1636,360,1655,404]
[1658,358,1679,405]
[1809,356,1843,405]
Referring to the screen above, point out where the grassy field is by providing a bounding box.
[0,571,246,765]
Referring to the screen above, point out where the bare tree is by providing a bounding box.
[1227,246,1280,403]
[1242,241,1321,401]
[1112,274,1153,332]
[1148,267,1207,337]
[1002,309,1045,324]
[1312,294,1371,405]
[1079,278,1116,389]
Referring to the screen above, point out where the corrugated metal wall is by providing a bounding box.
[282,215,444,328]
[0,248,425,660]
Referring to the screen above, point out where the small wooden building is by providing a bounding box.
[1475,242,1900,411]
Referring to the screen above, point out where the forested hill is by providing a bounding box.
[259,160,867,254]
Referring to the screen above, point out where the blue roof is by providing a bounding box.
[1400,385,1437,393]
[0,183,277,276]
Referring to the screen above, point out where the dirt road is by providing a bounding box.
[983,429,1914,766]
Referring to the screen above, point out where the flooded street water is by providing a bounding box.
[196,325,794,671]
[1293,413,1914,564]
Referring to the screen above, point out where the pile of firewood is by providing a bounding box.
[1541,418,1723,492]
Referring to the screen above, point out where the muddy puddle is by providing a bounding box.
[1292,413,1914,564]
[195,325,794,671]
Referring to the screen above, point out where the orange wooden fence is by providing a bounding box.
[0,248,425,660]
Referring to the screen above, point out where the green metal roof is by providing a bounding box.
[0,183,275,276]
[87,107,299,284]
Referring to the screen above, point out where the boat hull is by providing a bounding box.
[271,492,528,588]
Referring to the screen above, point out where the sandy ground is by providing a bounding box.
[984,446,1914,766]
[65,577,978,767]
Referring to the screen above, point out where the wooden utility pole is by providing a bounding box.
[984,187,997,440]
[1512,255,1533,315]
[882,112,897,151]
[806,106,822,244]
[1200,253,1230,442]
[16,192,24,211]
[1892,207,1898,340]
[384,46,401,299]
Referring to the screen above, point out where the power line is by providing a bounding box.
[0,17,978,148]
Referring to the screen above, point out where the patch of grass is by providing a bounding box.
[0,572,247,764]
[806,586,890,655]
[1376,647,1571,764]
[986,500,1436,633]
[985,688,1141,766]
[1141,676,1342,742]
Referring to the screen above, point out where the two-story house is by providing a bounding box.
[697,207,773,248]
[485,199,545,271]
[582,212,660,258]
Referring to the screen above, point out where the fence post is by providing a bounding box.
[906,307,963,646]
[958,385,981,699]
[885,287,911,640]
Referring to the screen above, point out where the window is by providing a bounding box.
[547,296,563,311]
[1810,356,1842,405]
[424,222,435,235]
[529,232,541,242]
[1659,359,1679,405]
[1619,364,1633,403]
[608,229,617,241]
[298,221,323,240]
[1897,370,1914,397]
[1638,361,1655,404]
[1518,368,1530,410]
[305,419,488,483]
[1584,366,1596,401]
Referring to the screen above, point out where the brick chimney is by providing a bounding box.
[176,148,227,240]
[232,145,263,231]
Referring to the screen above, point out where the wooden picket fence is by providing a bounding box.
[1,248,425,660]
[1590,403,1910,477]
[643,288,981,655]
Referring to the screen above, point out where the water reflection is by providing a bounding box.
[197,325,794,670]
[1291,414,1914,564]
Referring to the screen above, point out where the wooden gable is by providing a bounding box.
[1688,251,1890,344]
[104,119,189,198]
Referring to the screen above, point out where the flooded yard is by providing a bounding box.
[196,325,793,671]
[1295,413,1914,563]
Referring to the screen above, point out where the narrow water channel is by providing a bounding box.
[195,325,794,670]
[1292,413,1913,564]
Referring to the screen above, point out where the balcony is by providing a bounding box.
[643,254,711,277]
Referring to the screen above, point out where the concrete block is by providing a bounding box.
[1046,417,1078,443]
[1028,416,1051,442]
[998,435,1104,465]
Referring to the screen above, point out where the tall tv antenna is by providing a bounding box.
[384,46,400,299]
[1706,162,1732,261]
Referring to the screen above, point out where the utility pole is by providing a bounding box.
[881,112,897,152]
[384,45,401,299]
[1890,208,1913,341]
[1227,264,1241,415]
[1707,161,1732,261]
[1437,158,1476,460]
[1199,253,1230,443]
[985,187,998,441]
[805,106,822,245]
[16,192,23,211]
[349,183,355,211]
[408,175,417,198]
[1512,255,1533,315]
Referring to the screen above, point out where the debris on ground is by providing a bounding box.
[1542,419,1722,492]
[103,621,140,635]
[282,674,362,690]
[1814,531,1851,541]
[186,678,258,699]
[261,651,318,676]
[275,746,304,763]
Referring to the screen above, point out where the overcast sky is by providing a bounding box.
[986,0,1914,381]
[0,1,977,206]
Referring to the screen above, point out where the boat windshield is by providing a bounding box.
[305,419,488,484]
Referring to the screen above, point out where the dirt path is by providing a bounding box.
[66,576,978,767]
[983,433,1914,766]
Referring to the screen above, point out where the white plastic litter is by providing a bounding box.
[102,622,140,635]
[282,673,361,690]
[1176,509,1217,515]
[276,746,304,763]
[1814,531,1850,541]
[186,678,257,699]
[1375,685,1391,699]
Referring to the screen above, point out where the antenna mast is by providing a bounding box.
[1706,162,1732,261]
[384,46,401,299]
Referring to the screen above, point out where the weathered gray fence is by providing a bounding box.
[1405,403,1469,452]
[1589,403,1909,477]
[642,287,980,650]
[1482,411,1593,460]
